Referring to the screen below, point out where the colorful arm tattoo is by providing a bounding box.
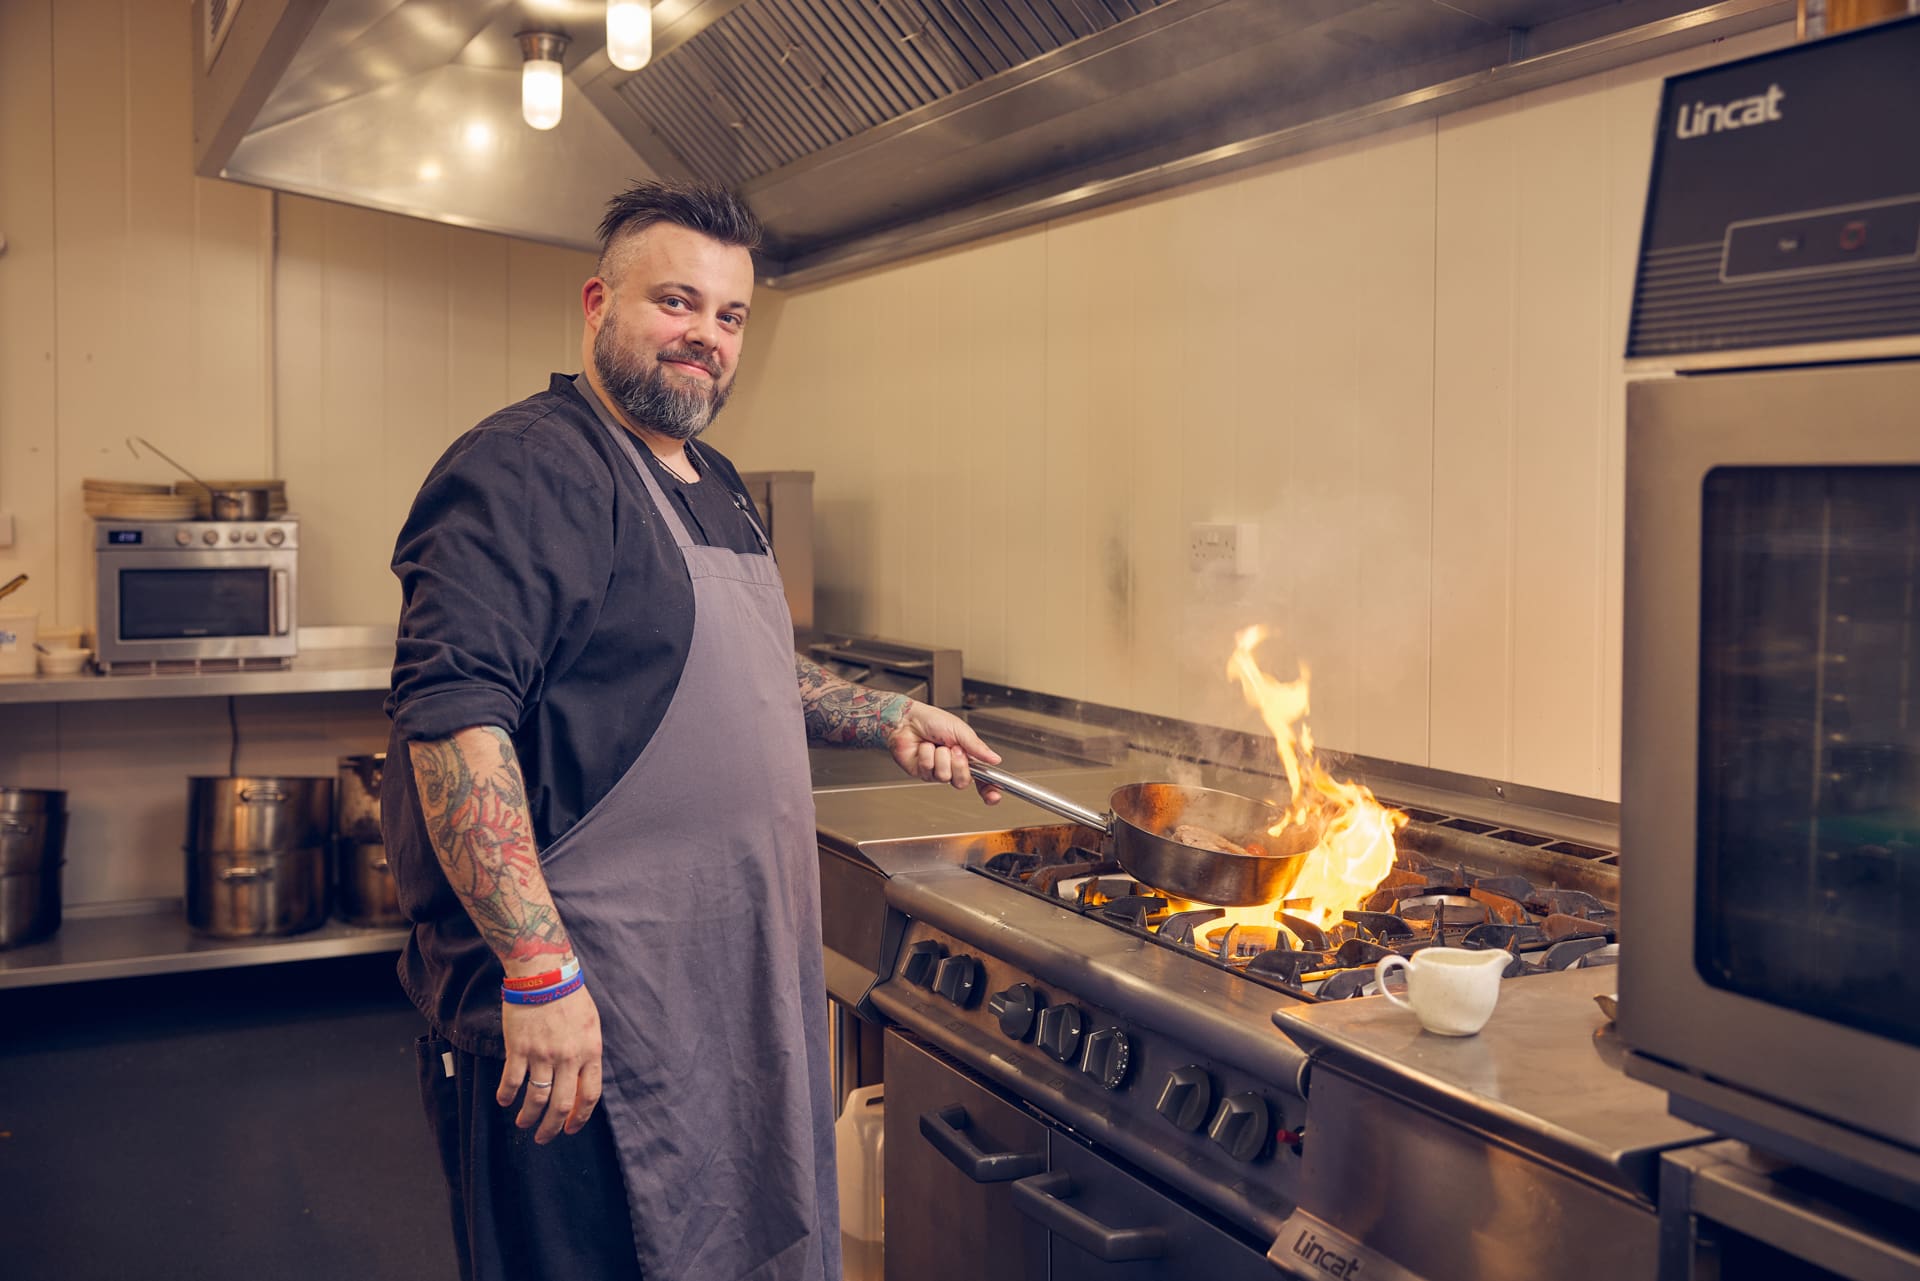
[408,726,574,968]
[795,655,910,749]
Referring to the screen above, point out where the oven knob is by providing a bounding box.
[245,530,259,543]
[1035,1004,1085,1065]
[1082,1027,1132,1090]
[228,529,242,543]
[1155,1066,1214,1131]
[265,528,286,546]
[174,529,192,546]
[987,984,1040,1041]
[902,940,946,989]
[201,529,219,545]
[934,955,983,1008]
[1208,1093,1271,1162]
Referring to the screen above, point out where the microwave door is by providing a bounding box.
[119,567,276,640]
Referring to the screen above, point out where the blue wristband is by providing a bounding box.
[501,970,586,1006]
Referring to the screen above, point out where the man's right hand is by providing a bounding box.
[499,986,604,1143]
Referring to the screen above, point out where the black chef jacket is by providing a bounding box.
[383,372,770,1055]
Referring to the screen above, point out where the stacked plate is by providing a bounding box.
[177,479,289,518]
[83,480,197,520]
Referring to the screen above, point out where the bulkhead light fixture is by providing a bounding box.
[517,31,569,131]
[606,0,653,71]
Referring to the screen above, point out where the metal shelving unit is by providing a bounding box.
[0,626,394,704]
[0,901,406,990]
[0,626,403,990]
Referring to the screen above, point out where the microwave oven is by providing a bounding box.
[1617,16,1920,1209]
[94,518,300,672]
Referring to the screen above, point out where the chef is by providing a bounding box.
[381,179,1000,1281]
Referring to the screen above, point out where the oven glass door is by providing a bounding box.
[1696,464,1920,1047]
[119,567,274,639]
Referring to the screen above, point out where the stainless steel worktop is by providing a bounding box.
[1273,966,1711,1200]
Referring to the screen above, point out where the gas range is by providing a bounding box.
[846,784,1703,1281]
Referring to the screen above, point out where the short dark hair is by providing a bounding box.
[596,179,763,276]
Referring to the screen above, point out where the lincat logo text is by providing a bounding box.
[1293,1229,1363,1277]
[1675,84,1785,138]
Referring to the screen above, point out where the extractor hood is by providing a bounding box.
[194,0,1789,286]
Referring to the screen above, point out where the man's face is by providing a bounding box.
[589,223,755,441]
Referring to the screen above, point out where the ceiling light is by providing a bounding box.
[607,0,652,71]
[517,32,568,131]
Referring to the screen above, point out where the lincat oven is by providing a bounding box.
[1617,13,1920,1273]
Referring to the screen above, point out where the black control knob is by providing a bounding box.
[1081,1027,1133,1091]
[1155,1066,1214,1131]
[1035,1003,1086,1064]
[934,955,983,1008]
[987,984,1040,1041]
[902,940,946,989]
[1208,1092,1272,1162]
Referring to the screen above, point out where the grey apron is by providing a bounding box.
[538,375,839,1281]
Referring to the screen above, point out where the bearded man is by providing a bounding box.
[382,180,1000,1281]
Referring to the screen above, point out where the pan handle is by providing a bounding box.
[968,762,1110,832]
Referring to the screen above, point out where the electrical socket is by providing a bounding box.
[0,514,14,548]
[1190,522,1258,575]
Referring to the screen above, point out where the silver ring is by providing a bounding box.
[528,1079,553,1088]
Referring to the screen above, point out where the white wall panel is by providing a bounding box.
[723,26,1795,801]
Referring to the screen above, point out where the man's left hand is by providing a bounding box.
[888,702,1003,803]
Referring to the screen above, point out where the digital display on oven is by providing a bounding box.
[107,529,142,544]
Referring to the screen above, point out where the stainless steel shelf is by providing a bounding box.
[0,626,395,705]
[0,901,406,990]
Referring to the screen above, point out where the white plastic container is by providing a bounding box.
[835,1084,885,1280]
[0,612,36,677]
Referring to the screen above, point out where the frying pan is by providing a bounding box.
[968,762,1321,906]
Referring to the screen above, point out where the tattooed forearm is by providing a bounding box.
[795,655,910,748]
[409,726,574,969]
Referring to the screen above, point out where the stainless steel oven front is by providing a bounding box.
[1619,362,1920,1202]
[94,519,299,672]
[1617,14,1920,1210]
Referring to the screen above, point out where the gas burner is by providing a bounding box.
[968,829,1618,1001]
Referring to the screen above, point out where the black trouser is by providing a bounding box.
[415,1032,645,1281]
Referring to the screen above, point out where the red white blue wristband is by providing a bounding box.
[502,959,581,992]
[501,970,586,1006]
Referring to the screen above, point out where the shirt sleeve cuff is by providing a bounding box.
[391,683,523,742]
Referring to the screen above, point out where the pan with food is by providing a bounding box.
[967,762,1321,906]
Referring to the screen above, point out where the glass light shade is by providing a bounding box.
[607,0,653,71]
[521,58,564,130]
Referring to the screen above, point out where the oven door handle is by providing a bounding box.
[272,569,291,636]
[919,1106,1044,1183]
[1010,1170,1169,1262]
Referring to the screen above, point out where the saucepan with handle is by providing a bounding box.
[126,437,273,521]
[967,761,1321,906]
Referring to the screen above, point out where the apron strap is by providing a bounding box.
[573,372,697,551]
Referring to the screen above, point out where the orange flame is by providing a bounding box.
[1226,626,1406,932]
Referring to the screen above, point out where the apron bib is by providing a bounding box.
[538,376,838,1281]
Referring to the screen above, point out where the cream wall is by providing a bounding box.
[714,25,1792,803]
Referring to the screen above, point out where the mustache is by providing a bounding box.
[657,348,720,378]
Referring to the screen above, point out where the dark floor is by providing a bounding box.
[0,953,459,1281]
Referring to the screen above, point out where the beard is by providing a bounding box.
[593,309,733,442]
